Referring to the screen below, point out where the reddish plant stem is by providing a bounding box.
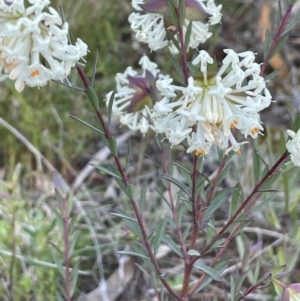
[63,195,71,301]
[181,154,199,299]
[161,145,187,258]
[190,154,200,250]
[197,154,228,224]
[205,155,227,207]
[260,4,293,76]
[176,1,189,85]
[235,280,265,301]
[76,66,180,300]
[191,151,289,266]
[189,222,241,296]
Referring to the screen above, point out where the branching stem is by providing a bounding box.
[76,66,180,300]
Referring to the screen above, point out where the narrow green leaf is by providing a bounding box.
[173,162,192,174]
[230,275,235,301]
[87,85,100,111]
[206,219,216,244]
[184,21,192,52]
[174,163,192,186]
[178,202,187,225]
[217,162,232,186]
[117,250,150,260]
[110,212,138,222]
[230,184,243,217]
[282,17,300,36]
[253,260,260,284]
[54,210,64,234]
[114,177,128,195]
[187,249,200,256]
[166,29,181,53]
[71,260,80,296]
[253,149,261,184]
[235,273,248,294]
[55,292,65,301]
[44,218,57,235]
[126,184,135,199]
[70,115,104,135]
[196,175,210,197]
[182,197,192,212]
[56,281,67,299]
[69,231,79,257]
[211,238,226,250]
[124,218,143,238]
[52,254,64,277]
[204,188,231,221]
[259,172,281,191]
[91,50,98,87]
[187,62,199,76]
[264,68,281,81]
[162,234,183,258]
[233,292,245,301]
[107,91,115,128]
[257,271,272,285]
[135,262,151,276]
[195,258,228,293]
[147,231,156,246]
[161,174,191,197]
[115,209,142,238]
[270,34,289,60]
[170,55,185,83]
[132,242,156,273]
[93,115,106,137]
[156,188,172,210]
[282,170,289,211]
[271,265,286,277]
[168,0,179,6]
[90,163,122,179]
[183,223,191,240]
[256,151,269,171]
[178,0,186,28]
[194,263,222,281]
[125,139,131,174]
[292,115,300,132]
[277,1,283,29]
[264,29,272,59]
[167,0,179,29]
[52,79,85,92]
[139,181,147,214]
[153,218,168,254]
[108,137,118,156]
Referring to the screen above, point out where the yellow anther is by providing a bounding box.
[195,149,206,156]
[30,69,40,77]
[230,119,238,129]
[251,127,259,136]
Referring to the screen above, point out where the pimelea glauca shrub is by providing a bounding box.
[1,0,300,300]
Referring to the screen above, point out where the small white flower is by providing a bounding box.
[0,0,88,92]
[286,129,300,167]
[106,55,169,135]
[150,49,272,155]
[128,0,222,54]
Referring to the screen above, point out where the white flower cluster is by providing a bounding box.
[286,129,300,167]
[129,0,222,53]
[106,55,169,135]
[0,0,88,92]
[150,50,272,154]
[106,0,273,156]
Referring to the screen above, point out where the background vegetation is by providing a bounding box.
[0,0,300,300]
